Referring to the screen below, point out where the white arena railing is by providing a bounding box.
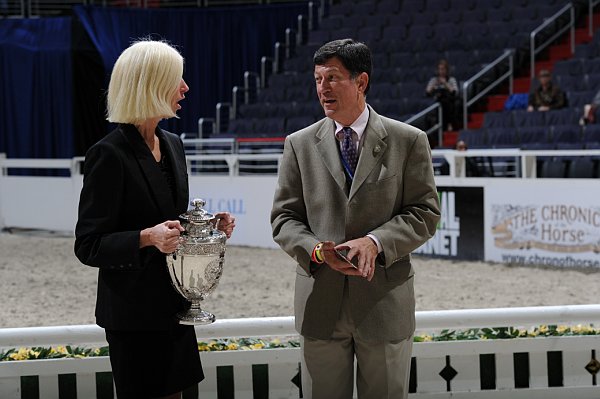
[1,305,599,399]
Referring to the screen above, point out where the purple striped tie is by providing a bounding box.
[341,127,358,176]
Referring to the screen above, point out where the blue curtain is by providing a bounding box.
[0,17,73,158]
[0,4,305,159]
[74,3,306,136]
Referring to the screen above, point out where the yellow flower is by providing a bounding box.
[227,343,239,350]
[249,343,265,350]
[197,344,210,352]
[9,348,29,361]
[539,325,549,333]
[557,325,569,334]
[518,329,529,337]
[422,335,432,342]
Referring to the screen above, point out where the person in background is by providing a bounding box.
[74,40,235,399]
[426,59,459,131]
[580,90,600,125]
[527,69,565,112]
[271,38,440,399]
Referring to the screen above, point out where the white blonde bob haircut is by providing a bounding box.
[107,40,184,124]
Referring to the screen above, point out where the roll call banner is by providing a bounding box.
[485,181,600,269]
[414,186,484,260]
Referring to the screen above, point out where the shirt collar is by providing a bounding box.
[334,106,370,140]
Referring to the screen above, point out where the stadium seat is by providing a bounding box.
[551,124,582,143]
[566,91,594,108]
[376,0,401,15]
[401,0,426,14]
[586,73,600,91]
[425,0,451,13]
[329,2,353,16]
[444,9,463,24]
[407,25,435,41]
[567,158,595,178]
[476,0,503,10]
[285,116,314,134]
[585,141,600,149]
[458,129,487,146]
[352,2,375,16]
[540,159,567,178]
[451,0,477,11]
[435,23,462,41]
[487,7,512,22]
[357,26,382,43]
[227,118,256,136]
[461,9,488,25]
[487,127,518,146]
[584,124,600,143]
[243,117,282,137]
[518,126,548,144]
[521,142,555,150]
[582,59,600,75]
[483,112,514,128]
[545,108,580,126]
[555,75,588,92]
[575,43,599,59]
[512,110,545,127]
[369,82,399,99]
[553,59,583,76]
[331,27,357,41]
[318,16,343,31]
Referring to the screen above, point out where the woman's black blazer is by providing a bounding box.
[75,124,190,330]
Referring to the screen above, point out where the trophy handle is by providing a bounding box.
[209,216,220,229]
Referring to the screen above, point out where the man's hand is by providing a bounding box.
[335,237,378,281]
[319,241,364,277]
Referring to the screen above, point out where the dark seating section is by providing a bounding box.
[459,25,600,178]
[221,0,566,139]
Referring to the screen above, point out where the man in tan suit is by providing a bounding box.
[271,39,440,399]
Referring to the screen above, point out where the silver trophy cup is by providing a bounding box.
[166,199,227,325]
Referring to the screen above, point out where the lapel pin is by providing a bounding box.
[373,145,381,156]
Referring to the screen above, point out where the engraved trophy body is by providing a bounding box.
[166,199,226,325]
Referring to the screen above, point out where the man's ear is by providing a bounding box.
[357,72,369,94]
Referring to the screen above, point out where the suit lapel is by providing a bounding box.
[349,107,388,200]
[119,124,177,220]
[315,120,347,193]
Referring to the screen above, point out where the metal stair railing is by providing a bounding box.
[530,3,575,80]
[405,102,443,146]
[462,49,514,130]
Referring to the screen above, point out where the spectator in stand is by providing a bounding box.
[440,140,482,177]
[580,90,600,125]
[527,69,565,112]
[426,59,459,131]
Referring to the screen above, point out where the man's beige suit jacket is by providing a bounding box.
[271,106,441,342]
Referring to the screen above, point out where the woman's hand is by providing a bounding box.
[140,220,184,253]
[214,212,236,238]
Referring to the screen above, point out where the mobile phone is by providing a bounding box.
[334,249,358,269]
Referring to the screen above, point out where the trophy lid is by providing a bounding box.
[180,199,214,223]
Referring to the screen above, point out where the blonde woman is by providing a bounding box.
[75,40,235,398]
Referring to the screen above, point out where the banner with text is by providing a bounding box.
[485,181,600,268]
[414,186,484,260]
